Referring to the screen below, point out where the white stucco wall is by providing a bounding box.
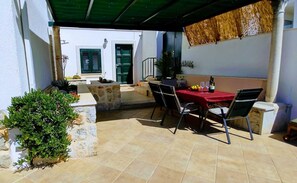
[0,0,52,111]
[0,0,29,111]
[182,29,297,119]
[277,28,297,119]
[60,28,143,83]
[293,0,297,28]
[26,0,52,89]
[181,33,271,78]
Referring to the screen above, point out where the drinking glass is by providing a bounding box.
[205,81,209,92]
[200,81,205,92]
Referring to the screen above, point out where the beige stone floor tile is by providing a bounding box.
[190,152,217,166]
[128,138,150,150]
[124,160,156,180]
[241,142,269,154]
[136,149,167,165]
[24,165,64,182]
[217,155,247,173]
[215,167,249,183]
[15,178,35,183]
[182,173,215,183]
[82,165,121,183]
[116,144,144,158]
[245,161,281,181]
[248,175,281,183]
[169,138,196,155]
[277,169,297,183]
[186,159,216,182]
[243,150,273,165]
[148,166,184,183]
[82,151,115,165]
[0,169,28,183]
[49,172,89,183]
[192,143,218,156]
[100,153,135,171]
[63,159,98,175]
[217,145,243,158]
[271,154,297,171]
[114,172,146,183]
[99,140,127,153]
[159,150,191,172]
[266,144,296,156]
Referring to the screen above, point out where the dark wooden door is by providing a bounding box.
[115,44,133,84]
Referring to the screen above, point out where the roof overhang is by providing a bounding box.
[46,0,262,32]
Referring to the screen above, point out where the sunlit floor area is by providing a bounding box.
[1,106,297,183]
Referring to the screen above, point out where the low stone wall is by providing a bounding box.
[0,110,11,168]
[88,81,121,111]
[69,85,98,157]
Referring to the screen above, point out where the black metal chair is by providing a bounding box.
[148,82,166,119]
[204,88,263,144]
[159,84,198,134]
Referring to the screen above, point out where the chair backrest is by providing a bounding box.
[226,88,263,119]
[159,84,182,113]
[149,82,165,107]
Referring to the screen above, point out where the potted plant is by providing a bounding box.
[52,80,78,95]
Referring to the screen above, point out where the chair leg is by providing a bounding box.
[174,114,184,134]
[200,111,208,131]
[160,108,168,126]
[245,116,254,141]
[151,104,157,119]
[223,118,231,144]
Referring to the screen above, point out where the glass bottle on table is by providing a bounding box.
[209,76,215,93]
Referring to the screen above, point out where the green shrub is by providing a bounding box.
[0,89,78,167]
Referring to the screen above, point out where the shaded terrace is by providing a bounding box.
[1,0,297,182]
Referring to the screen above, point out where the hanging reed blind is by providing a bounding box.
[184,0,273,46]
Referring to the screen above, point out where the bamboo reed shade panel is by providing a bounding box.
[185,0,273,46]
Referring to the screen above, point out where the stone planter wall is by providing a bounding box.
[0,110,11,168]
[88,82,121,111]
[69,85,98,157]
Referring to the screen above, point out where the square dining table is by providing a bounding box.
[176,89,235,109]
[176,89,235,130]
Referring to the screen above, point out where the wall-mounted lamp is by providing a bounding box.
[103,38,108,49]
[61,40,69,45]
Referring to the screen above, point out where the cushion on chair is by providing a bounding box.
[179,107,191,114]
[208,107,229,115]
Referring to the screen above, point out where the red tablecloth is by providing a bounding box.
[176,89,235,109]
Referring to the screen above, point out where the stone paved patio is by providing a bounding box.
[0,106,297,183]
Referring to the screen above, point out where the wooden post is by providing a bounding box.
[53,26,63,80]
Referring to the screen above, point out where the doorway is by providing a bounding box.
[115,44,133,84]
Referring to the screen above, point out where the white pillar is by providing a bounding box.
[266,0,288,102]
[293,0,297,28]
